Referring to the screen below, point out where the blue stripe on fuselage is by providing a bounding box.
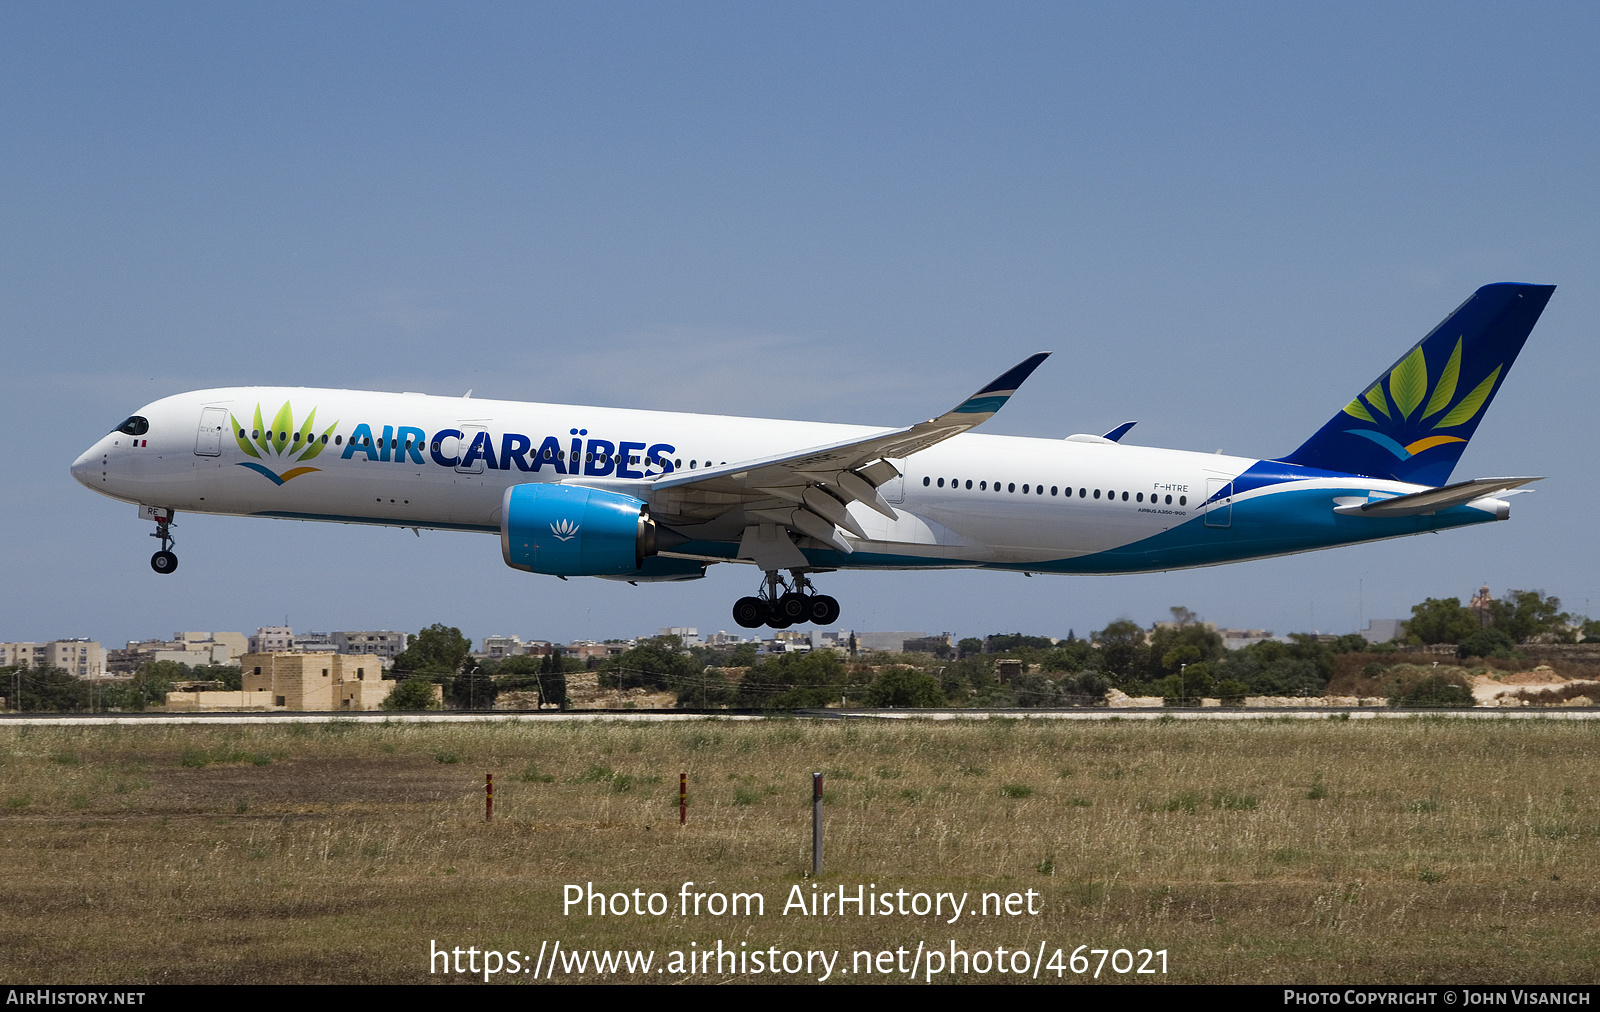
[773,484,1500,574]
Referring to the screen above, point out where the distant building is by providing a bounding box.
[658,627,702,646]
[903,633,954,654]
[1219,629,1277,650]
[0,640,105,679]
[703,631,751,647]
[240,652,393,710]
[564,640,630,662]
[1360,619,1405,644]
[291,631,338,653]
[851,632,927,654]
[1468,585,1495,628]
[479,635,524,659]
[332,630,409,658]
[249,626,293,653]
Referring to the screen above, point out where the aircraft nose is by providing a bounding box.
[70,448,93,488]
[70,440,104,489]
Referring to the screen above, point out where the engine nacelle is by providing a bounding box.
[501,483,658,577]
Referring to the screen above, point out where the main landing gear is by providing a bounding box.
[733,570,840,630]
[150,514,178,575]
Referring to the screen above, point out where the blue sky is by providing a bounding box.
[4,3,1597,648]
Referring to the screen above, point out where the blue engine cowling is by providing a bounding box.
[501,483,658,576]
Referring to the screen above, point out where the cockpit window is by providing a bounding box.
[113,416,149,436]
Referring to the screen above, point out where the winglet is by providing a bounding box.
[950,353,1050,416]
[1102,420,1137,442]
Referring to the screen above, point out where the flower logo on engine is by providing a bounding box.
[550,519,580,541]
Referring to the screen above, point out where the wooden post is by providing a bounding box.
[486,772,493,822]
[679,772,687,825]
[812,772,823,876]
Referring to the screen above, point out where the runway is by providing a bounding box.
[0,707,1595,726]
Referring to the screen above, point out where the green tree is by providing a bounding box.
[1457,627,1517,660]
[985,633,1056,653]
[2,666,91,712]
[736,651,851,708]
[956,638,985,659]
[383,676,442,710]
[101,659,185,711]
[1040,639,1093,673]
[493,654,567,708]
[1092,620,1148,683]
[1487,590,1570,643]
[393,624,471,675]
[1391,674,1474,708]
[865,667,946,707]
[1403,598,1480,644]
[188,663,243,690]
[449,666,497,709]
[600,636,699,692]
[1160,660,1216,706]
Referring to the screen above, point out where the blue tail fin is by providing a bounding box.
[1277,283,1554,486]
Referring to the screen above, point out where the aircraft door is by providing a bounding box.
[881,460,906,504]
[456,424,488,474]
[1204,478,1233,528]
[193,407,228,456]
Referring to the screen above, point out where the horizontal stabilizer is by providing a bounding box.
[1333,476,1541,517]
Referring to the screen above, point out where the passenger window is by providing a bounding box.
[937,477,945,487]
[1136,492,1143,502]
[1008,483,1015,493]
[1051,486,1058,496]
[1180,496,1187,506]
[1122,491,1129,501]
[979,481,987,490]
[1094,489,1101,499]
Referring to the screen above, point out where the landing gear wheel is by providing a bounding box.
[151,550,178,575]
[808,594,840,625]
[776,592,810,623]
[733,597,767,629]
[764,601,794,629]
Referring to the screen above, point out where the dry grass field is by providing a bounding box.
[0,716,1595,984]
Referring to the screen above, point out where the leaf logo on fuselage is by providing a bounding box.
[1340,337,1501,461]
[230,403,339,485]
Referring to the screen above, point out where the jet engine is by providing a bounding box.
[501,483,658,576]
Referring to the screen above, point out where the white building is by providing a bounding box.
[0,640,105,679]
[249,626,294,653]
[331,630,409,658]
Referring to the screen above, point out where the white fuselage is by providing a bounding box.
[72,386,1480,575]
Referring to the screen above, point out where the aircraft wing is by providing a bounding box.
[1333,476,1541,517]
[648,353,1049,560]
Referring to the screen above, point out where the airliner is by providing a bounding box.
[72,283,1554,629]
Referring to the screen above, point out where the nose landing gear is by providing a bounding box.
[732,570,840,629]
[147,510,178,575]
